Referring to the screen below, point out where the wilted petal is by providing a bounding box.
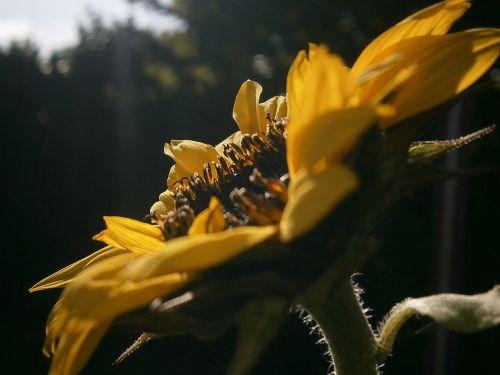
[232,80,263,134]
[257,95,287,130]
[280,165,358,242]
[93,216,165,254]
[164,140,220,188]
[149,201,169,218]
[352,0,471,76]
[158,190,175,210]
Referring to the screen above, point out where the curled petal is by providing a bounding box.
[164,140,220,188]
[257,95,288,130]
[233,80,263,134]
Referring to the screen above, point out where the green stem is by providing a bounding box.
[302,280,378,375]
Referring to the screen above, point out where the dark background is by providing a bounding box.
[3,0,499,374]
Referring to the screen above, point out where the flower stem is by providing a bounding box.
[302,279,378,375]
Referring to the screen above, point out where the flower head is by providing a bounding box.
[33,2,500,374]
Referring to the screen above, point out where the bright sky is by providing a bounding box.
[0,0,184,57]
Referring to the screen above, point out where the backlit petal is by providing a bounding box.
[280,165,358,242]
[286,49,308,123]
[93,216,165,254]
[375,29,500,127]
[286,44,359,176]
[288,44,355,125]
[232,80,263,134]
[287,106,375,175]
[352,0,471,76]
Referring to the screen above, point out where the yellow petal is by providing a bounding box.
[45,225,277,374]
[287,44,356,126]
[164,139,220,188]
[46,254,187,328]
[286,48,308,123]
[287,106,376,175]
[352,0,471,76]
[376,29,500,127]
[188,197,226,235]
[48,318,111,375]
[29,246,129,292]
[44,254,189,375]
[232,80,263,134]
[257,95,288,130]
[93,216,165,254]
[122,225,278,279]
[357,61,418,106]
[280,165,358,242]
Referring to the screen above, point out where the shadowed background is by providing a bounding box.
[2,0,499,374]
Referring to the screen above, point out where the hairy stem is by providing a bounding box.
[302,279,378,375]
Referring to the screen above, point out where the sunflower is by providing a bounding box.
[34,1,500,374]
